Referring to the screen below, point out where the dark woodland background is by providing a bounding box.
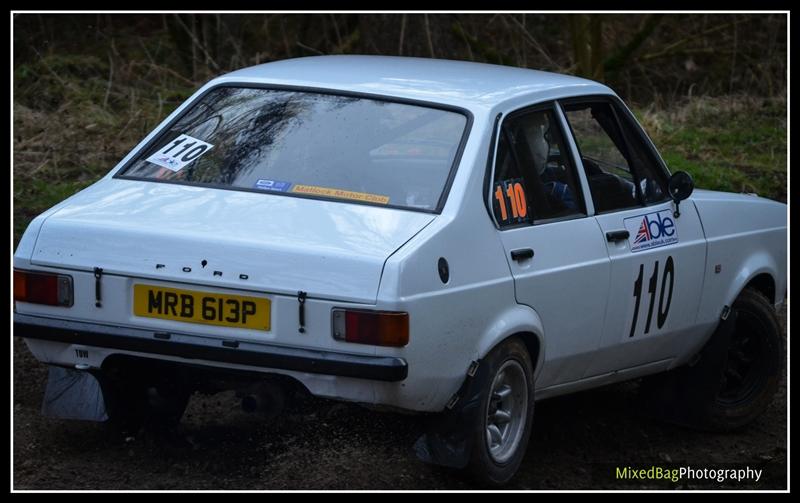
[13,12,788,242]
[12,13,788,490]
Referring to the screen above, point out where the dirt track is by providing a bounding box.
[13,306,786,490]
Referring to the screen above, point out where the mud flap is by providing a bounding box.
[640,310,738,427]
[41,366,108,421]
[413,360,488,469]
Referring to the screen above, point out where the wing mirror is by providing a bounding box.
[668,171,694,218]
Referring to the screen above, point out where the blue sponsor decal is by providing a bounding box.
[155,156,181,169]
[623,209,679,252]
[253,179,292,192]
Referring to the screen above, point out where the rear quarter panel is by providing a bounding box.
[372,109,542,411]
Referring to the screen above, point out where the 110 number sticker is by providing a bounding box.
[494,179,530,225]
[629,255,675,338]
[146,134,214,172]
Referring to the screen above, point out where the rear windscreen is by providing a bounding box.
[119,87,469,211]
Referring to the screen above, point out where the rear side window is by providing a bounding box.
[120,87,468,211]
[492,108,586,227]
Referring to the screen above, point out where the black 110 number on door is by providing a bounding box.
[629,256,675,338]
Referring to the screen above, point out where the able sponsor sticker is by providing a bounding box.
[253,179,292,192]
[624,209,679,252]
[146,134,213,172]
[291,184,390,204]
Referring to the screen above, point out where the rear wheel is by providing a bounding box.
[467,337,535,486]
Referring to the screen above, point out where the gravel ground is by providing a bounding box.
[12,305,786,490]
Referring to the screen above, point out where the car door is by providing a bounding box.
[488,103,610,389]
[559,97,707,377]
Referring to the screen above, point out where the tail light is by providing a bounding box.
[14,269,74,307]
[332,309,409,347]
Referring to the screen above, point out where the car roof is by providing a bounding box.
[214,55,614,111]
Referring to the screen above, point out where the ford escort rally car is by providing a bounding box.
[13,56,787,486]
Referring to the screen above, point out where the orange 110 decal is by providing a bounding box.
[493,179,530,225]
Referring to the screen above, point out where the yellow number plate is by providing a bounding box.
[133,284,270,331]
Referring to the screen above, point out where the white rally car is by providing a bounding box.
[14,56,786,485]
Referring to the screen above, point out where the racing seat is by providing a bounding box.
[587,172,637,213]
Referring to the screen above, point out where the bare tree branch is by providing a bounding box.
[297,41,325,55]
[172,13,221,73]
[424,14,435,58]
[103,51,113,108]
[398,14,406,56]
[506,14,559,69]
[603,14,662,74]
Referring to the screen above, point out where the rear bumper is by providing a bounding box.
[14,314,408,382]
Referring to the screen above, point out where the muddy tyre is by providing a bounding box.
[467,337,535,486]
[641,288,782,431]
[703,288,782,430]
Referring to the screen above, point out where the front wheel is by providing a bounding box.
[467,337,535,486]
[704,288,783,430]
[640,287,783,431]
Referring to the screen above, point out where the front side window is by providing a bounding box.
[562,100,668,213]
[492,108,585,227]
[120,87,469,211]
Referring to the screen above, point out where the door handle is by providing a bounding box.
[510,248,534,261]
[606,230,630,242]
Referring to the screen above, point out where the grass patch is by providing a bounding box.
[13,45,196,246]
[13,179,96,241]
[636,95,786,201]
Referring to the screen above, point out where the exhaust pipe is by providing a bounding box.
[240,381,285,420]
[240,394,262,414]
